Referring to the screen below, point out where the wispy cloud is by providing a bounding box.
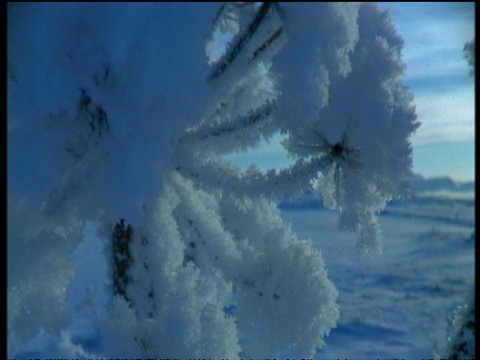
[381,2,475,82]
[412,85,475,146]
[379,3,475,181]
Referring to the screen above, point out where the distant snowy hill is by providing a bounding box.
[410,174,475,196]
[280,174,475,210]
[280,188,324,210]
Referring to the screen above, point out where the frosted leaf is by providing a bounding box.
[282,3,418,253]
[463,38,475,77]
[223,196,339,357]
[96,174,242,359]
[206,4,240,65]
[444,290,475,359]
[132,170,339,357]
[207,3,286,82]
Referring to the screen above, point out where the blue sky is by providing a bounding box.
[228,2,475,182]
[384,2,475,182]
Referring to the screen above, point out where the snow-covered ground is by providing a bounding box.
[281,178,475,358]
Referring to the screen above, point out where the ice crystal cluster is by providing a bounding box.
[8,3,418,358]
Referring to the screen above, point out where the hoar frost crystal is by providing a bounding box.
[7,2,418,359]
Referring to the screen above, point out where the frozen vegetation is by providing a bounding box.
[7,3,474,359]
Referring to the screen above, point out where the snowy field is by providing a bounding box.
[281,182,475,358]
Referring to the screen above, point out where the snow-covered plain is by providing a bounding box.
[281,177,475,358]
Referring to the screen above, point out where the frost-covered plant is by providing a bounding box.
[7,3,418,359]
[111,219,134,303]
[443,290,475,359]
[463,38,475,77]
